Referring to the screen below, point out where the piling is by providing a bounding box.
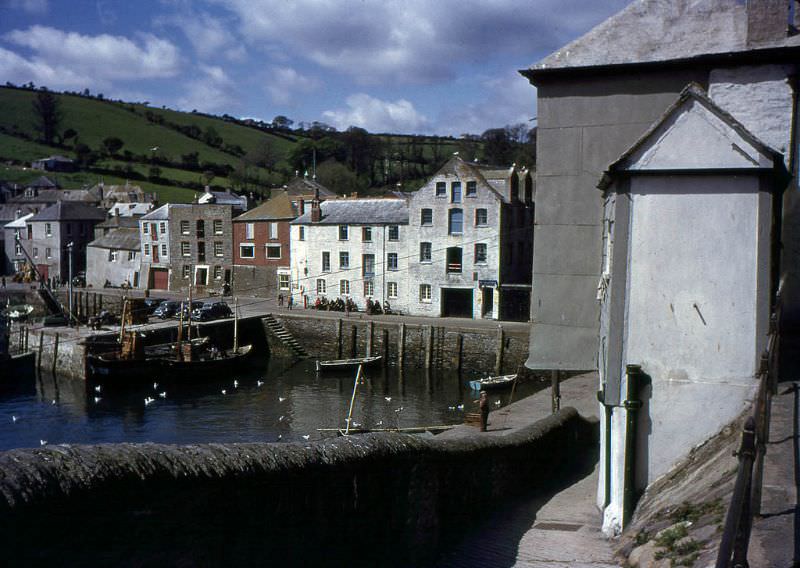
[37,331,43,371]
[495,325,505,375]
[381,328,389,366]
[350,325,358,358]
[51,333,59,374]
[398,323,406,370]
[551,370,561,414]
[98,294,103,311]
[337,319,343,359]
[425,325,434,370]
[455,333,463,372]
[366,322,374,357]
[92,293,97,316]
[24,326,29,352]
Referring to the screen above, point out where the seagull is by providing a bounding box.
[494,400,501,406]
[94,385,102,393]
[233,380,239,388]
[153,382,159,390]
[279,397,286,402]
[144,397,154,406]
[376,420,383,426]
[159,392,167,398]
[352,422,361,428]
[221,389,227,395]
[384,396,392,402]
[302,435,310,440]
[150,146,159,151]
[456,404,464,411]
[394,406,404,413]
[278,415,285,422]
[277,434,282,440]
[448,406,456,411]
[51,400,56,405]
[94,396,102,404]
[257,380,264,387]
[40,440,47,446]
[12,415,17,423]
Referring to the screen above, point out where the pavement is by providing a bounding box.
[437,372,620,567]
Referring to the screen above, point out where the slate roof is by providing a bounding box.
[141,203,174,220]
[527,0,800,73]
[96,215,141,230]
[29,201,107,222]
[234,191,297,222]
[284,177,337,199]
[292,198,409,225]
[198,187,247,209]
[27,176,59,189]
[9,188,99,204]
[3,212,34,229]
[88,228,140,251]
[0,204,35,222]
[429,157,508,202]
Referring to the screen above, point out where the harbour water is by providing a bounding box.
[0,356,543,451]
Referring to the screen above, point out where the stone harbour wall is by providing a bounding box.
[0,408,596,567]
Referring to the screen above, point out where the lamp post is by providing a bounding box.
[66,241,73,326]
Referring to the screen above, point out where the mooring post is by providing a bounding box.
[51,333,59,374]
[98,294,103,311]
[455,333,463,372]
[495,325,504,375]
[37,331,44,371]
[425,325,434,370]
[398,323,406,370]
[92,293,97,316]
[350,325,358,358]
[382,328,389,366]
[337,319,343,359]
[366,321,374,357]
[24,326,29,352]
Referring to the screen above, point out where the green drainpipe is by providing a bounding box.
[622,364,644,527]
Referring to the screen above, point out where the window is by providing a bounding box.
[181,242,190,256]
[198,241,206,261]
[475,208,488,226]
[388,225,399,241]
[466,181,477,197]
[33,247,39,258]
[420,242,432,262]
[435,181,446,197]
[45,247,52,258]
[362,227,372,242]
[419,284,432,302]
[388,281,398,298]
[451,182,462,203]
[340,279,350,295]
[362,254,375,277]
[387,252,398,271]
[245,223,254,239]
[316,279,326,294]
[420,208,432,226]
[299,226,305,241]
[448,209,463,234]
[128,251,136,261]
[161,243,167,257]
[475,243,487,264]
[266,245,281,259]
[322,251,331,272]
[14,244,22,256]
[214,266,223,280]
[213,219,223,234]
[45,223,52,236]
[339,225,349,240]
[211,241,222,257]
[14,229,20,240]
[182,265,191,279]
[26,225,32,239]
[144,243,150,256]
[66,223,72,236]
[269,222,278,239]
[239,244,255,258]
[143,223,149,234]
[159,222,166,234]
[181,220,190,235]
[196,220,205,238]
[339,251,349,269]
[279,273,290,290]
[446,247,462,273]
[364,280,374,296]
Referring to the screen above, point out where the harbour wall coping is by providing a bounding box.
[0,407,595,567]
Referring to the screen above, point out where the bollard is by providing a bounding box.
[425,325,434,370]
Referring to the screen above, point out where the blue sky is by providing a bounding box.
[0,0,630,136]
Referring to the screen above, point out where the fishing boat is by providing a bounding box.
[87,336,210,379]
[315,355,382,372]
[468,373,518,391]
[162,343,254,374]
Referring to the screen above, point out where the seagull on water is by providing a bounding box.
[302,435,310,440]
[257,380,264,387]
[279,396,286,402]
[278,415,285,422]
[153,382,159,390]
[233,380,238,388]
[12,415,18,423]
[51,400,56,405]
[159,392,167,398]
[40,440,47,446]
[394,406,404,413]
[94,397,102,404]
[221,389,227,395]
[144,397,154,406]
[94,385,102,393]
[384,396,392,402]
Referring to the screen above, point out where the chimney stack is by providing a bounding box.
[311,187,321,223]
[747,0,790,45]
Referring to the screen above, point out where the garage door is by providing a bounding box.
[441,288,473,318]
[150,267,169,290]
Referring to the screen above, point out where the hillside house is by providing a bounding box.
[31,155,77,173]
[86,228,140,288]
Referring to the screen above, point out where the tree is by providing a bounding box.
[102,137,124,156]
[62,128,78,145]
[245,140,278,172]
[481,128,514,165]
[148,166,162,180]
[203,126,222,148]
[272,115,293,130]
[74,143,94,166]
[32,90,62,145]
[316,159,365,195]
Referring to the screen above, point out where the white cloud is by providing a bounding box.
[156,10,239,60]
[322,94,429,134]
[176,64,238,113]
[0,46,89,88]
[264,66,320,105]
[6,0,47,14]
[2,25,181,82]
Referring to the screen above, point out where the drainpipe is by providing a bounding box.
[622,364,644,527]
[597,387,612,510]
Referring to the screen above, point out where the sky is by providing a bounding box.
[0,0,631,136]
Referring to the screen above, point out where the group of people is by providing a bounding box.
[312,296,357,312]
[277,293,393,316]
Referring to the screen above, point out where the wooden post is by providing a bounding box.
[495,324,504,376]
[425,325,434,370]
[98,294,103,311]
[366,321,374,357]
[398,323,406,370]
[92,293,97,316]
[337,319,343,359]
[382,328,389,366]
[551,370,561,414]
[24,326,29,352]
[350,325,357,358]
[37,331,44,371]
[51,333,59,374]
[455,333,463,372]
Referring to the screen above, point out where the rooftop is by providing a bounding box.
[234,191,297,222]
[88,228,140,251]
[292,197,409,225]
[29,201,106,222]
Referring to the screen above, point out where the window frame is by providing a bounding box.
[266,244,281,259]
[420,208,432,226]
[322,251,331,272]
[214,241,223,257]
[420,242,432,263]
[339,251,350,269]
[474,243,488,264]
[316,278,326,294]
[466,180,477,197]
[245,222,254,240]
[213,219,223,235]
[239,244,255,258]
[475,208,488,227]
[435,181,446,197]
[448,208,463,235]
[364,280,374,297]
[362,227,372,242]
[451,181,462,203]
[338,225,349,240]
[388,225,399,241]
[340,279,350,295]
[181,241,191,256]
[388,281,398,298]
[181,220,190,235]
[387,252,398,271]
[419,284,432,302]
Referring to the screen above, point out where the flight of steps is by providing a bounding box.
[263,314,309,358]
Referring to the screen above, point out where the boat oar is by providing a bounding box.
[344,364,363,435]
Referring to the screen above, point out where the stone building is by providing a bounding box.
[291,197,409,311]
[405,157,533,320]
[0,205,35,274]
[522,0,799,534]
[139,203,234,293]
[2,212,34,275]
[86,228,141,288]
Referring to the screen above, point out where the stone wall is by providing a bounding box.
[0,408,596,567]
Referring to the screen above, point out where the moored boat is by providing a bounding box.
[315,355,382,372]
[468,373,517,391]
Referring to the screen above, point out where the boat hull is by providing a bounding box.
[315,356,382,372]
[468,374,518,391]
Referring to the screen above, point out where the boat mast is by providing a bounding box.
[233,297,239,353]
[187,271,193,343]
[177,299,184,359]
[118,297,127,344]
[344,364,363,435]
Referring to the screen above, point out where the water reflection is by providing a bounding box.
[1,357,544,451]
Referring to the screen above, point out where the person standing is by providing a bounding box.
[479,391,490,432]
[287,295,294,310]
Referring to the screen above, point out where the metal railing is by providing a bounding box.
[716,295,781,568]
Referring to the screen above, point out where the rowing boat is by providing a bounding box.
[315,355,382,372]
[468,373,517,391]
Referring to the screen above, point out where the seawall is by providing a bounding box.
[0,407,595,567]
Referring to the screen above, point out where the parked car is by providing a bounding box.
[71,272,86,288]
[191,301,233,322]
[177,300,204,320]
[142,298,163,315]
[153,300,181,319]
